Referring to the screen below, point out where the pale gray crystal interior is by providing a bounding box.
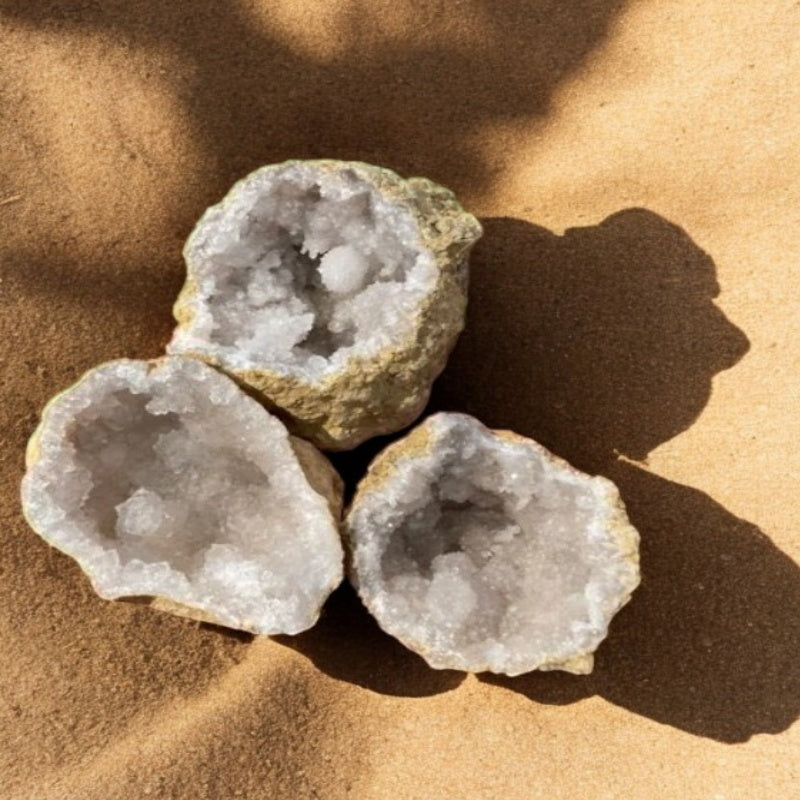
[21,357,343,634]
[169,161,438,380]
[346,413,640,676]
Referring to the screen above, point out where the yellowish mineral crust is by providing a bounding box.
[168,160,482,450]
[21,356,344,634]
[345,413,640,676]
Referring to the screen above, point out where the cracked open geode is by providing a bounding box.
[344,413,640,676]
[20,356,344,634]
[167,159,482,450]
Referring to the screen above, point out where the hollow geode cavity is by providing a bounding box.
[20,356,344,634]
[345,413,640,676]
[167,159,482,450]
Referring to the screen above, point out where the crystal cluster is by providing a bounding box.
[21,357,343,634]
[20,160,641,673]
[345,413,640,676]
[168,159,482,449]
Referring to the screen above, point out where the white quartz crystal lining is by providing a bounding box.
[345,413,640,676]
[167,160,481,450]
[169,161,437,380]
[21,357,343,634]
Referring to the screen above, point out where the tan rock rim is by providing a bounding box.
[171,159,482,450]
[21,356,345,634]
[344,412,641,675]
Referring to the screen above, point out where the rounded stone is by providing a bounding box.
[344,413,640,676]
[21,356,344,634]
[168,159,482,450]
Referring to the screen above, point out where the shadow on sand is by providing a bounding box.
[287,210,800,743]
[0,0,627,199]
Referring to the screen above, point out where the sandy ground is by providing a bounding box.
[1,1,799,798]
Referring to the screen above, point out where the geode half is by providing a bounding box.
[168,160,482,450]
[20,356,344,634]
[344,413,640,675]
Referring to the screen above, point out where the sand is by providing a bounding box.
[1,1,799,798]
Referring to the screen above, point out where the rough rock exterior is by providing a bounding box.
[21,356,344,634]
[344,413,640,676]
[168,159,482,450]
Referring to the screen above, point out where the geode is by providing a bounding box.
[20,356,344,634]
[167,159,482,450]
[344,413,640,676]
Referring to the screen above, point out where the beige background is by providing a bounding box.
[1,1,799,798]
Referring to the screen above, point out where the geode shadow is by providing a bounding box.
[275,583,465,698]
[431,211,800,743]
[281,210,800,731]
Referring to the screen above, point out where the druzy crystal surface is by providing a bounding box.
[345,413,640,676]
[170,162,436,377]
[168,160,481,449]
[21,356,343,634]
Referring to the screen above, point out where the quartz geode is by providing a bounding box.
[168,159,482,450]
[20,356,344,634]
[344,413,640,676]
